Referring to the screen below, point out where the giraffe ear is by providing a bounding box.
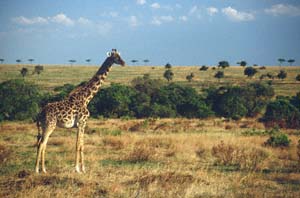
[107,52,111,57]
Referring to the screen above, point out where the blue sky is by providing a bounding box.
[0,0,300,66]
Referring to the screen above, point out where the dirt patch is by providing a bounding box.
[0,144,12,163]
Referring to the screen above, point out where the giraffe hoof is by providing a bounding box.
[42,169,47,173]
[75,166,81,173]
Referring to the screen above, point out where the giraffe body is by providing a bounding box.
[35,49,125,173]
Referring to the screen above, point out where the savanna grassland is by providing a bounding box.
[1,64,300,197]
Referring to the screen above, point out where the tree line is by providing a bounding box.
[1,75,299,129]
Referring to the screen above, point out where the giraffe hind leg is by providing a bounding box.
[35,126,55,173]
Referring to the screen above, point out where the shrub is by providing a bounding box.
[152,83,213,118]
[263,98,300,128]
[244,67,258,78]
[89,83,136,118]
[212,141,268,171]
[277,70,287,80]
[218,61,230,69]
[214,71,224,81]
[296,74,300,82]
[163,69,174,82]
[206,83,274,119]
[20,67,28,77]
[33,65,44,75]
[211,141,236,166]
[199,65,209,71]
[0,79,42,121]
[264,133,291,147]
[125,145,153,163]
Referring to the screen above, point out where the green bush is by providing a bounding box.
[264,133,291,147]
[206,83,274,119]
[263,98,300,128]
[0,79,42,121]
[89,83,137,118]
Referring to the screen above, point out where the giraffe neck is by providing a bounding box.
[68,57,114,106]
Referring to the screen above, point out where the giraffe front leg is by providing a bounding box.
[75,121,86,173]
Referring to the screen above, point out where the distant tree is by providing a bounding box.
[131,60,138,65]
[143,59,150,65]
[164,69,174,82]
[266,73,276,80]
[20,67,28,78]
[278,58,285,66]
[287,59,295,66]
[34,65,44,75]
[244,67,258,78]
[214,71,224,82]
[68,60,76,66]
[199,65,209,71]
[253,64,258,67]
[277,70,287,81]
[237,61,247,67]
[85,59,91,64]
[165,63,172,69]
[16,59,22,65]
[218,61,230,69]
[296,74,300,82]
[28,59,34,64]
[0,59,4,64]
[186,73,195,82]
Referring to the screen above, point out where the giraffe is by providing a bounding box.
[35,49,125,173]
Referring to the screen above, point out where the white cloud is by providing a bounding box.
[78,17,92,25]
[265,4,300,16]
[136,0,146,5]
[151,3,160,9]
[222,7,255,22]
[207,7,218,16]
[179,16,188,22]
[51,13,74,26]
[12,16,48,25]
[151,15,173,25]
[129,15,139,27]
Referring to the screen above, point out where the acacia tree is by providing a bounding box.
[143,59,150,65]
[244,67,258,78]
[131,60,138,65]
[16,59,22,65]
[85,59,91,65]
[164,69,174,82]
[218,61,230,69]
[277,70,287,81]
[165,63,172,69]
[287,59,295,66]
[20,67,28,78]
[214,71,224,82]
[28,59,34,64]
[237,61,247,67]
[186,73,195,82]
[278,58,285,66]
[68,60,76,66]
[0,59,4,64]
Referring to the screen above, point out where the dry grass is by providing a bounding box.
[1,64,300,96]
[0,118,300,197]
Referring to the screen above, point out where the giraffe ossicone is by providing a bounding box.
[35,49,125,173]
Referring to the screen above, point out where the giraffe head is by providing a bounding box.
[107,49,125,66]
